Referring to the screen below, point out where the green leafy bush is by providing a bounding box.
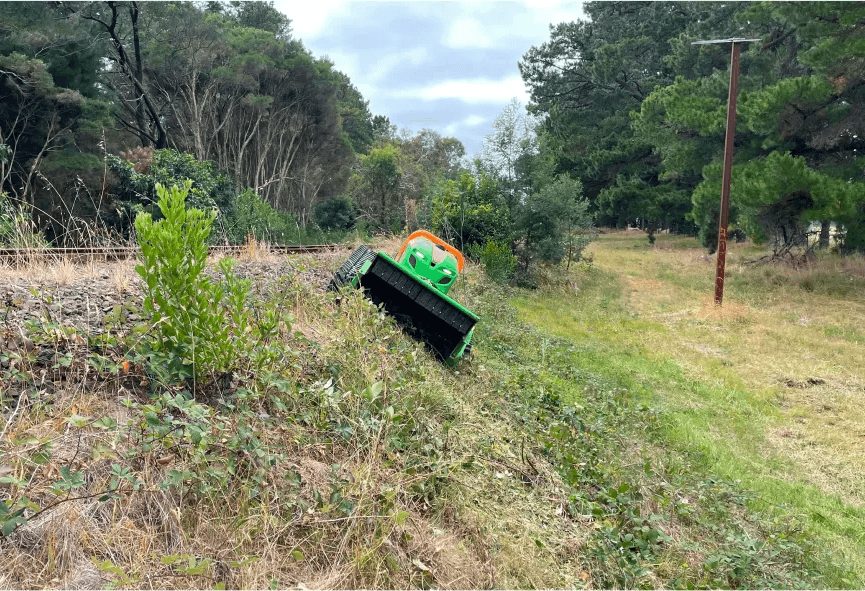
[134,181,251,379]
[431,171,510,250]
[108,148,237,234]
[39,148,103,171]
[151,150,236,211]
[511,175,593,286]
[314,195,358,230]
[220,188,299,244]
[468,240,517,284]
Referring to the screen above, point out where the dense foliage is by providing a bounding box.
[519,1,865,253]
[313,194,359,231]
[0,1,387,242]
[2,0,862,259]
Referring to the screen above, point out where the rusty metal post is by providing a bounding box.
[693,37,759,305]
[714,41,742,306]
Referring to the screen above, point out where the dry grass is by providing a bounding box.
[587,231,865,505]
[109,260,137,295]
[0,254,137,287]
[1,243,591,590]
[4,230,860,588]
[0,328,494,589]
[236,236,280,264]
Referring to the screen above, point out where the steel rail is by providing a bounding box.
[0,243,345,262]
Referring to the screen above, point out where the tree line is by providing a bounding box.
[341,0,865,287]
[3,1,862,269]
[0,1,470,246]
[516,1,865,254]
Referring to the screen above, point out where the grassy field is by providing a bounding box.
[512,230,865,586]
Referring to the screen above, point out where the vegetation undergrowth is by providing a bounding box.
[1,214,860,588]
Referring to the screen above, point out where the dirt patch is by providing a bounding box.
[783,377,827,388]
[0,250,352,340]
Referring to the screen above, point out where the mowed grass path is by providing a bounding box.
[513,230,865,582]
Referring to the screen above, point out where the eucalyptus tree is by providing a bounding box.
[59,1,171,148]
[351,143,403,229]
[143,5,355,222]
[396,129,466,228]
[331,70,375,155]
[477,97,538,211]
[78,1,358,221]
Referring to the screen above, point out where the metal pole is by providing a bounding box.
[692,37,759,306]
[714,41,741,306]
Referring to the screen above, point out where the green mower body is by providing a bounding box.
[330,231,478,364]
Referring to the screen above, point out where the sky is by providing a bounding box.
[273,1,586,158]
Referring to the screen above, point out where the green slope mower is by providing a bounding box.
[329,230,478,365]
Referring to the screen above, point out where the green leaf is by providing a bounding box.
[2,515,27,536]
[394,510,409,526]
[0,475,24,489]
[92,416,117,429]
[92,558,126,576]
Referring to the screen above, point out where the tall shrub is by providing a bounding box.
[135,181,251,379]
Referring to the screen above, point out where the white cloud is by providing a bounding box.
[442,2,585,49]
[440,114,489,137]
[523,2,584,38]
[274,0,350,42]
[444,18,493,48]
[393,75,530,104]
[369,48,429,83]
[443,122,460,135]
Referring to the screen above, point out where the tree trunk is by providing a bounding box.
[86,2,168,148]
[129,3,149,147]
[819,219,831,250]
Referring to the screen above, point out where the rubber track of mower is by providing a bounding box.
[358,255,477,360]
[329,245,377,291]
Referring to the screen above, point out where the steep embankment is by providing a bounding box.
[0,245,585,589]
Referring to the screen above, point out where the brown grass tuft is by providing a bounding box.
[696,296,752,320]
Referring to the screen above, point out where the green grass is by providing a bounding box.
[506,231,865,587]
[824,324,865,344]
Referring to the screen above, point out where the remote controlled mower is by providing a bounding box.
[329,230,478,364]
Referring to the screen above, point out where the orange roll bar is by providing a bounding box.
[396,230,465,271]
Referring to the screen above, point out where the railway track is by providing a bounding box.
[0,243,345,263]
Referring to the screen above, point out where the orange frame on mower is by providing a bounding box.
[395,230,465,272]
